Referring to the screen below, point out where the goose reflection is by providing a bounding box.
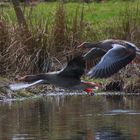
[94,127,128,140]
[76,127,129,140]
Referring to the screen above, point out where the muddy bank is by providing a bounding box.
[1,76,140,101]
[0,76,88,100]
[103,79,140,93]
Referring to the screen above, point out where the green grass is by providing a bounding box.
[1,1,138,26]
[1,0,140,76]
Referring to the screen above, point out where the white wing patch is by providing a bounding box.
[9,80,44,90]
[112,44,125,49]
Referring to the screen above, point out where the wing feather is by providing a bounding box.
[84,48,106,68]
[59,56,85,79]
[88,44,136,78]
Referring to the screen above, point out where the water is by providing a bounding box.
[0,94,140,140]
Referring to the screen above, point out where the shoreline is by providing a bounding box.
[1,76,140,102]
[1,87,140,103]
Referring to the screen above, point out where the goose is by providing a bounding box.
[10,56,98,93]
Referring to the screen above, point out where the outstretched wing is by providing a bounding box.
[84,47,106,67]
[59,56,85,79]
[9,80,44,91]
[88,44,136,78]
[84,47,106,60]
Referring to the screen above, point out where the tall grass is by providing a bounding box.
[0,1,140,77]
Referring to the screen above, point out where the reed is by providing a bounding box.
[0,1,140,78]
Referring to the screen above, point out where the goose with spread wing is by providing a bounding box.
[10,56,98,93]
[78,39,140,78]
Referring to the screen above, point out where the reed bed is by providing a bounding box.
[0,1,140,78]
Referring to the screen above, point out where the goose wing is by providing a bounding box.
[9,80,45,91]
[59,56,85,79]
[88,44,136,78]
[84,47,106,60]
[84,47,106,67]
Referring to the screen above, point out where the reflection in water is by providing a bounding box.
[0,94,140,139]
[95,127,128,140]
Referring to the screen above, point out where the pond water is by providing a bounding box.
[0,94,140,140]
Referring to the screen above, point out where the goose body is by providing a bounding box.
[13,56,98,92]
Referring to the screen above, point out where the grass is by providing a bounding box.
[1,0,140,78]
[1,1,137,26]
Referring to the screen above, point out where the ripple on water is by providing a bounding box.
[12,134,35,140]
[46,92,86,96]
[98,109,140,116]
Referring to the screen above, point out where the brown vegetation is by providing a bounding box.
[1,1,140,85]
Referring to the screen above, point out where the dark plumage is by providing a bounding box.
[12,56,98,92]
[78,39,140,78]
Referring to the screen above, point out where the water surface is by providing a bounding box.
[0,94,140,140]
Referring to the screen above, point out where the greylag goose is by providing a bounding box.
[10,56,98,93]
